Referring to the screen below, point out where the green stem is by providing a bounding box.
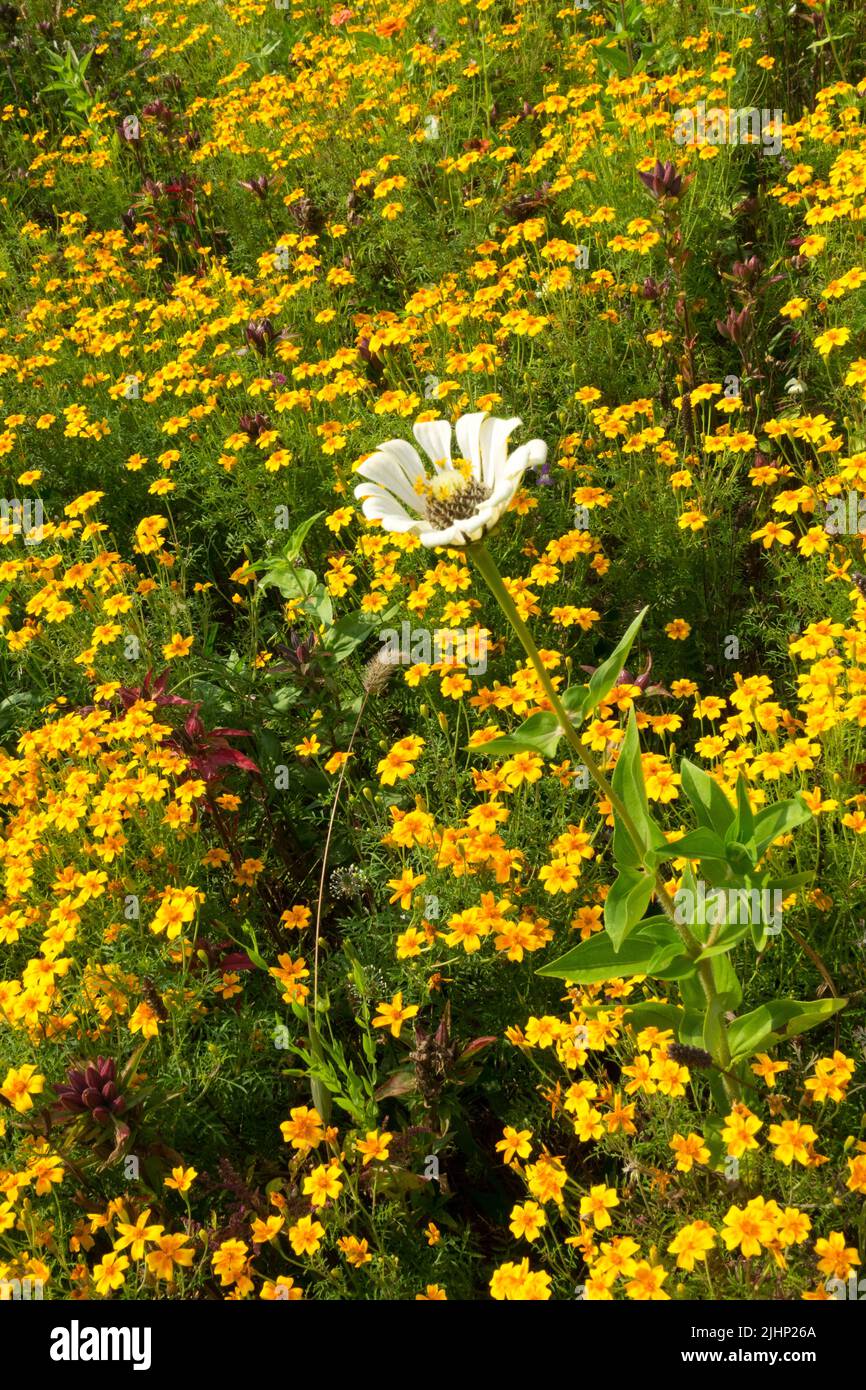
[468,540,737,1098]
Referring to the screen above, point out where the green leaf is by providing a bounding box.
[321,608,395,663]
[677,975,705,1021]
[728,997,848,1063]
[470,682,598,760]
[752,795,812,855]
[703,997,726,1061]
[594,40,633,77]
[652,952,699,981]
[724,840,756,877]
[269,685,301,714]
[622,1001,683,1034]
[468,710,562,758]
[728,772,755,846]
[671,862,739,938]
[667,826,729,863]
[761,870,814,896]
[706,1078,733,1134]
[611,707,654,866]
[227,920,268,972]
[701,1115,729,1169]
[259,562,313,598]
[259,564,333,626]
[675,918,742,1008]
[284,510,325,561]
[560,685,589,722]
[807,32,852,52]
[470,611,649,762]
[604,865,654,951]
[0,691,36,734]
[695,919,751,960]
[679,759,735,836]
[538,918,679,982]
[738,873,812,950]
[678,1007,710,1049]
[711,949,742,1011]
[583,607,648,717]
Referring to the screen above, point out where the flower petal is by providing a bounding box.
[503,438,546,483]
[455,411,488,479]
[413,419,453,471]
[478,415,522,488]
[418,524,461,547]
[358,490,422,533]
[375,438,427,483]
[355,454,424,512]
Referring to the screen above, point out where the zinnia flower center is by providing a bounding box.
[423,469,492,529]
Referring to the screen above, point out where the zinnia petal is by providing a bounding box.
[455,411,488,478]
[413,419,452,471]
[479,415,522,488]
[356,454,425,511]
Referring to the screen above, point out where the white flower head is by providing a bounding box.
[354,412,547,549]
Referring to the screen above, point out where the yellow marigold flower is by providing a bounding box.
[288,1215,325,1257]
[355,1129,393,1165]
[722,1105,762,1158]
[496,1127,532,1164]
[162,632,192,659]
[669,1131,709,1172]
[624,1261,669,1300]
[668,1220,716,1271]
[768,1119,817,1166]
[579,1184,619,1230]
[1,1064,44,1112]
[372,992,418,1038]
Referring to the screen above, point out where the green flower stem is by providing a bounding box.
[468,540,737,1098]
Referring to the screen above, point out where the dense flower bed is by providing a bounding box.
[1,0,865,1302]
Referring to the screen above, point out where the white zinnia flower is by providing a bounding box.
[354,412,547,549]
